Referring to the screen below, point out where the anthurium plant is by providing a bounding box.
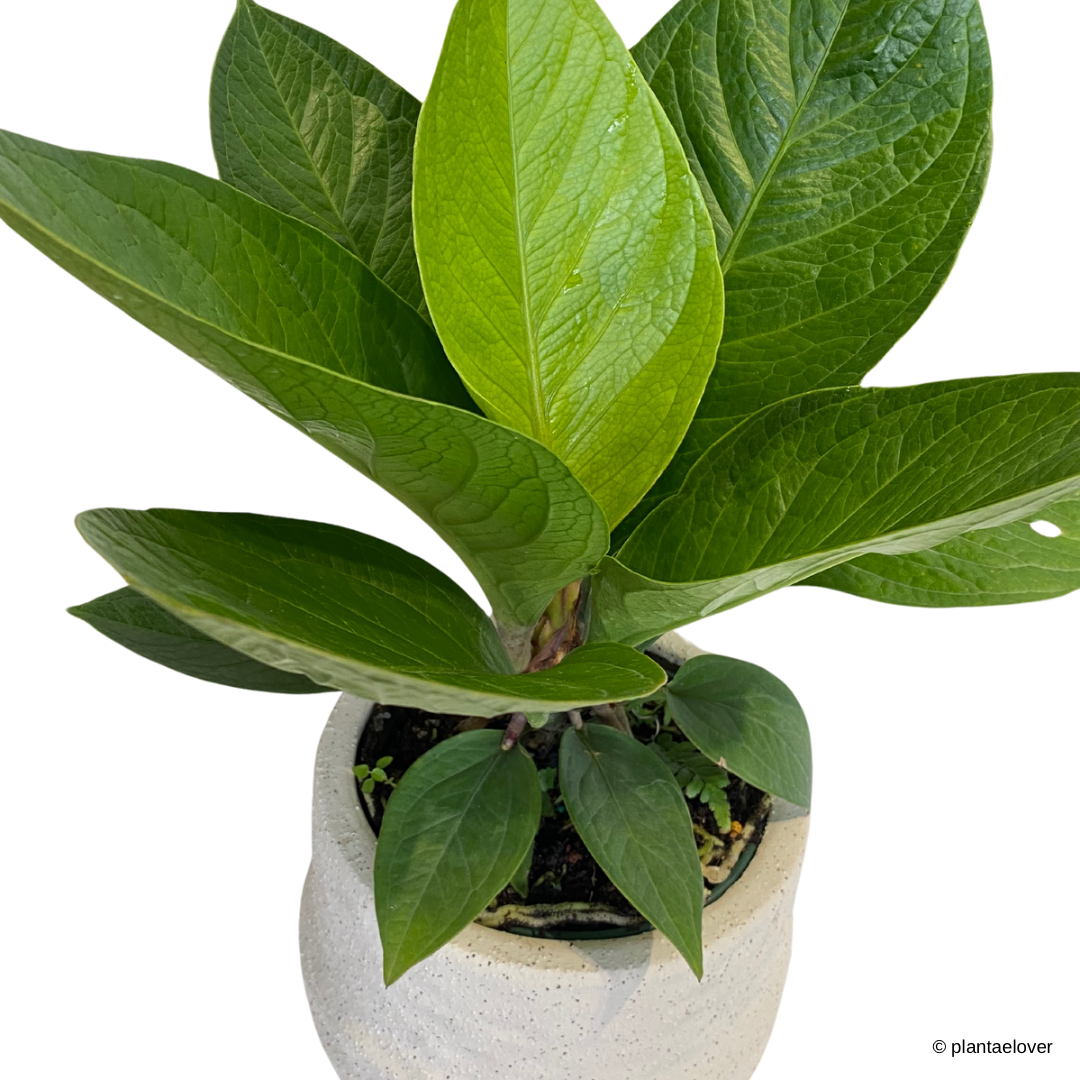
[3,0,1077,986]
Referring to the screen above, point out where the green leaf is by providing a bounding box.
[559,723,703,976]
[0,130,608,627]
[665,656,811,809]
[211,0,428,316]
[413,0,724,525]
[68,586,328,694]
[374,730,540,983]
[622,0,992,539]
[802,494,1080,605]
[75,508,667,716]
[593,376,1080,644]
[354,764,370,780]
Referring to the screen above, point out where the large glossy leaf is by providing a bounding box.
[592,375,1080,643]
[803,494,1080,605]
[374,730,540,984]
[0,131,607,627]
[560,723,703,977]
[211,0,427,316]
[665,655,811,808]
[622,0,992,539]
[413,0,724,525]
[68,586,328,693]
[75,509,666,716]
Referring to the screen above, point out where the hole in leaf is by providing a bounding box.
[1030,520,1062,538]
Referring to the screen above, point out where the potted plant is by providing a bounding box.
[1,0,1076,1077]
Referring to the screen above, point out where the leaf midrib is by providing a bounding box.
[236,2,420,318]
[505,0,550,445]
[242,2,363,260]
[718,0,851,274]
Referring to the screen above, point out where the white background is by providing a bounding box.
[1,1,1076,1076]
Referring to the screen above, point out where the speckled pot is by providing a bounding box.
[300,633,810,1080]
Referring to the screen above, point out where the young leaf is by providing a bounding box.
[559,723,703,977]
[0,131,607,628]
[621,0,992,539]
[68,586,328,694]
[211,0,427,316]
[802,494,1080,606]
[413,0,724,525]
[665,656,811,809]
[374,730,540,984]
[593,376,1080,643]
[75,509,667,716]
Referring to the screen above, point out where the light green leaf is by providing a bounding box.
[665,656,811,808]
[374,730,540,984]
[68,586,328,694]
[0,130,608,627]
[559,723,703,977]
[803,494,1080,605]
[622,0,992,539]
[413,0,724,524]
[75,508,666,716]
[593,376,1080,644]
[211,0,427,316]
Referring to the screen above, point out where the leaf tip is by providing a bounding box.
[683,944,704,982]
[382,949,412,988]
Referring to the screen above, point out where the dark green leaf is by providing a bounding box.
[803,494,1080,605]
[414,0,724,525]
[68,586,327,694]
[666,656,811,808]
[75,508,666,716]
[0,130,608,627]
[375,730,540,983]
[622,0,992,539]
[594,376,1080,643]
[560,723,703,976]
[211,0,427,316]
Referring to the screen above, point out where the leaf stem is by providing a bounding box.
[527,579,583,671]
[501,712,528,751]
[591,702,632,736]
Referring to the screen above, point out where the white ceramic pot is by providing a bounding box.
[300,634,810,1080]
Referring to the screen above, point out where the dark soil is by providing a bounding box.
[356,652,770,936]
